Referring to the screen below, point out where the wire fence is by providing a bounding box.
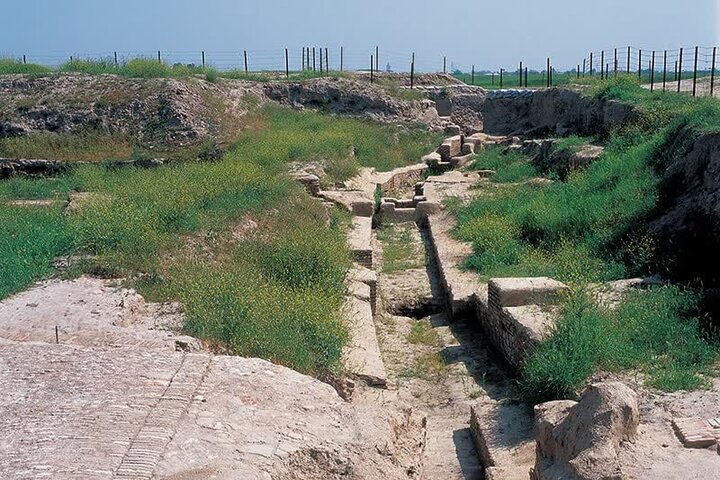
[2,45,719,96]
[0,47,455,75]
[579,46,719,97]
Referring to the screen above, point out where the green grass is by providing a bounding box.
[250,105,441,183]
[408,318,441,346]
[0,132,134,162]
[0,56,354,83]
[468,145,538,183]
[58,58,220,81]
[0,104,439,375]
[453,70,576,90]
[522,286,718,402]
[377,223,426,273]
[0,58,52,75]
[450,76,720,398]
[0,203,73,299]
[399,352,447,381]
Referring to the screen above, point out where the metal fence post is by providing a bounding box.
[157,51,162,64]
[302,47,305,70]
[114,51,118,66]
[546,58,550,87]
[678,47,683,92]
[583,58,586,76]
[525,67,528,87]
[662,50,667,91]
[627,46,631,73]
[590,52,593,76]
[202,51,205,68]
[471,65,475,85]
[638,49,642,80]
[443,56,446,74]
[244,50,248,73]
[285,48,289,78]
[519,61,523,87]
[500,68,504,89]
[614,48,618,76]
[650,51,655,91]
[312,47,316,72]
[601,50,605,79]
[711,47,717,97]
[692,46,698,96]
[325,48,329,72]
[375,46,379,72]
[410,57,415,89]
[340,46,344,72]
[370,55,374,83]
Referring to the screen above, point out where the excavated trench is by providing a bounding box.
[369,215,534,479]
[352,161,536,479]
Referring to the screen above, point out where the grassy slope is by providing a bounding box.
[0,104,438,375]
[450,75,720,401]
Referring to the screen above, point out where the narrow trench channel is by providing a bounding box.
[370,219,524,480]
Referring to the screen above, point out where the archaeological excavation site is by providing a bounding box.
[3,58,720,480]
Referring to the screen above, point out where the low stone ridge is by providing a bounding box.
[488,277,569,308]
[425,212,480,318]
[347,216,373,268]
[342,276,388,387]
[379,200,418,224]
[319,189,374,217]
[532,382,640,480]
[377,163,427,196]
[0,157,68,178]
[289,171,321,196]
[346,265,378,313]
[475,300,559,371]
[470,402,535,480]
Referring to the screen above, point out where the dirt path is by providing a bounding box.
[352,221,524,479]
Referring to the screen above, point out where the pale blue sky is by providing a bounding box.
[2,0,718,71]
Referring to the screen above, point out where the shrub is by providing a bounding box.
[521,286,718,403]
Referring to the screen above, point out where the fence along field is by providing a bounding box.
[2,44,720,95]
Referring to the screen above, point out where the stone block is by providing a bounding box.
[290,172,320,196]
[470,402,535,473]
[347,217,373,269]
[488,277,569,309]
[422,151,442,166]
[342,294,387,386]
[415,201,441,221]
[672,417,717,449]
[319,190,374,217]
[450,154,474,168]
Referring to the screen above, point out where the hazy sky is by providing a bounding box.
[2,0,718,71]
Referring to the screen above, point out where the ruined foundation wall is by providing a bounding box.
[479,88,636,137]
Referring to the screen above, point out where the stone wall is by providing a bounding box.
[378,164,428,196]
[480,88,636,137]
